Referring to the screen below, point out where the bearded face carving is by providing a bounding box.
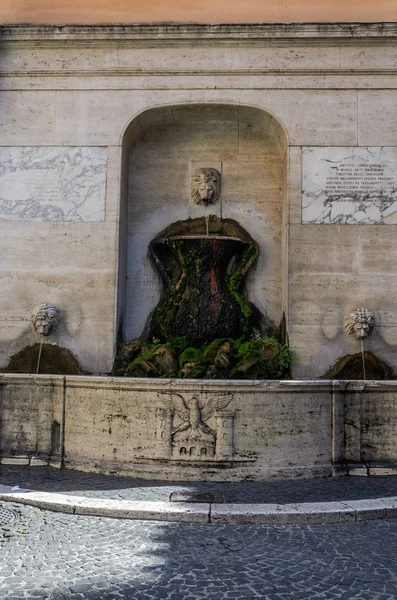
[191,168,221,206]
[31,304,60,336]
[344,307,375,340]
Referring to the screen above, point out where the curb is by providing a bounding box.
[2,491,397,524]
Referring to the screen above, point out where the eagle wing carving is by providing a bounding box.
[200,393,233,422]
[157,392,190,422]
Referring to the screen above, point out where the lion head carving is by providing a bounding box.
[191,168,221,206]
[344,307,375,339]
[31,304,60,336]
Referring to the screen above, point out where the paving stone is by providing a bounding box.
[3,465,397,505]
[2,469,397,599]
[3,504,397,600]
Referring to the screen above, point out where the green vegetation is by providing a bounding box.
[227,242,257,337]
[120,334,293,380]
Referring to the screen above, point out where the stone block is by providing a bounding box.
[358,91,397,146]
[0,91,55,145]
[211,501,355,524]
[368,465,397,476]
[75,498,210,522]
[233,46,340,71]
[341,46,397,70]
[211,503,303,524]
[332,464,348,477]
[343,499,388,521]
[1,456,30,465]
[347,464,368,476]
[30,456,50,467]
[288,146,302,225]
[239,89,358,146]
[294,501,356,523]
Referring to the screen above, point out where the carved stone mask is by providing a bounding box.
[344,307,375,339]
[31,304,60,336]
[191,168,221,206]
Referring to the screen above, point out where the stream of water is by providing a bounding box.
[205,212,209,237]
[360,339,366,380]
[36,334,44,375]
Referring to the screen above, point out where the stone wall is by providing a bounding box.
[0,24,397,377]
[1,375,397,481]
[0,375,64,462]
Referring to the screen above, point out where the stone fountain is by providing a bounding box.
[148,216,259,347]
[1,159,397,481]
[115,167,285,380]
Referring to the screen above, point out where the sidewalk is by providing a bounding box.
[1,465,397,524]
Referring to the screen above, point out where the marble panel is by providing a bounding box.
[0,147,107,222]
[302,147,397,224]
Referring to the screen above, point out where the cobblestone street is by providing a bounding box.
[1,502,397,600]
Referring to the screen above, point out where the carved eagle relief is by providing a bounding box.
[158,392,233,439]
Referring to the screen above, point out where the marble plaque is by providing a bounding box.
[302,147,397,224]
[0,147,107,222]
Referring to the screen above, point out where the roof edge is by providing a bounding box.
[1,22,397,42]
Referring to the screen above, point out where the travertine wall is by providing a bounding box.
[0,24,397,377]
[1,375,397,480]
[0,375,64,460]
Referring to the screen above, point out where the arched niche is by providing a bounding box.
[117,104,288,344]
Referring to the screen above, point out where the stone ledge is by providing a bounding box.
[1,457,50,467]
[1,23,397,43]
[1,491,397,524]
[0,492,210,522]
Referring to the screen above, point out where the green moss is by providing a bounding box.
[167,336,189,354]
[123,348,157,377]
[227,242,257,337]
[120,333,293,380]
[151,243,190,340]
[231,336,294,379]
[179,347,203,367]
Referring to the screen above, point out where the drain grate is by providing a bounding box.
[169,492,223,503]
[0,506,18,527]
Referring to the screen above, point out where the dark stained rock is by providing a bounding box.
[324,351,395,380]
[206,341,234,378]
[153,345,177,374]
[181,362,206,379]
[113,338,152,375]
[231,359,259,379]
[5,344,86,375]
